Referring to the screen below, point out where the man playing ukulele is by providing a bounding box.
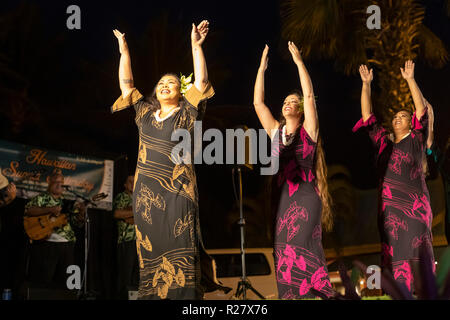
[25,168,85,290]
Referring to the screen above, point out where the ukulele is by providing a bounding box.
[24,192,108,240]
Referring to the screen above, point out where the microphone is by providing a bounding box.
[231,124,253,171]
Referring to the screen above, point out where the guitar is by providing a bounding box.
[24,213,69,241]
[24,192,108,241]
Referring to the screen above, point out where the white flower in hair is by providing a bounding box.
[180,73,193,96]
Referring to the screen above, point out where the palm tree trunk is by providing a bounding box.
[367,0,425,124]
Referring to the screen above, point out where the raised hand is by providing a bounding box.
[191,20,209,47]
[288,41,303,65]
[359,65,373,83]
[400,60,415,80]
[259,45,269,72]
[113,29,127,54]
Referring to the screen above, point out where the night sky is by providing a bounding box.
[1,0,449,248]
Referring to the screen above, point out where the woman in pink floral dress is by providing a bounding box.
[353,62,435,293]
[253,42,334,299]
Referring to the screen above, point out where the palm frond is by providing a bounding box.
[281,0,343,59]
[416,25,449,68]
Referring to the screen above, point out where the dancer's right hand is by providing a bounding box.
[359,64,373,83]
[259,45,269,72]
[113,29,127,54]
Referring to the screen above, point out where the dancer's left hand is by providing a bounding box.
[192,20,209,47]
[400,60,415,80]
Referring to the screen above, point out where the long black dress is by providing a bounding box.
[353,108,435,293]
[112,84,216,299]
[271,125,333,299]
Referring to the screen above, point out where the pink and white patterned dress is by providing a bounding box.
[271,125,333,299]
[353,108,435,293]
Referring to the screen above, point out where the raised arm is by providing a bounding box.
[401,60,426,120]
[424,99,434,149]
[359,65,374,122]
[288,41,318,142]
[113,29,134,98]
[191,20,209,92]
[253,45,279,138]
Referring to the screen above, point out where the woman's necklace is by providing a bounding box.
[158,106,179,120]
[282,126,295,146]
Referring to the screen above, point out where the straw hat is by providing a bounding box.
[0,171,9,189]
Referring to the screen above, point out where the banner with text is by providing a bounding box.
[0,140,113,210]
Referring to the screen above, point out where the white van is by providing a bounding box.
[203,248,359,300]
[204,248,278,300]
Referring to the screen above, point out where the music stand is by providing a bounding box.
[231,166,265,300]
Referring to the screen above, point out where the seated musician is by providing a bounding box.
[24,168,86,290]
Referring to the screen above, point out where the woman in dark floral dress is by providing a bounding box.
[253,42,334,299]
[111,20,221,299]
[353,62,435,293]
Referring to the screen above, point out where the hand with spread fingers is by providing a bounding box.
[359,64,373,84]
[402,60,426,118]
[400,60,415,80]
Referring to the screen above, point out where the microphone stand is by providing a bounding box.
[63,186,97,300]
[231,166,265,300]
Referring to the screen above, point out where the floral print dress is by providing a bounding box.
[271,125,333,299]
[353,108,435,292]
[111,84,217,299]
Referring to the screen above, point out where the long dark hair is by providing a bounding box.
[144,73,187,113]
[279,92,333,231]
